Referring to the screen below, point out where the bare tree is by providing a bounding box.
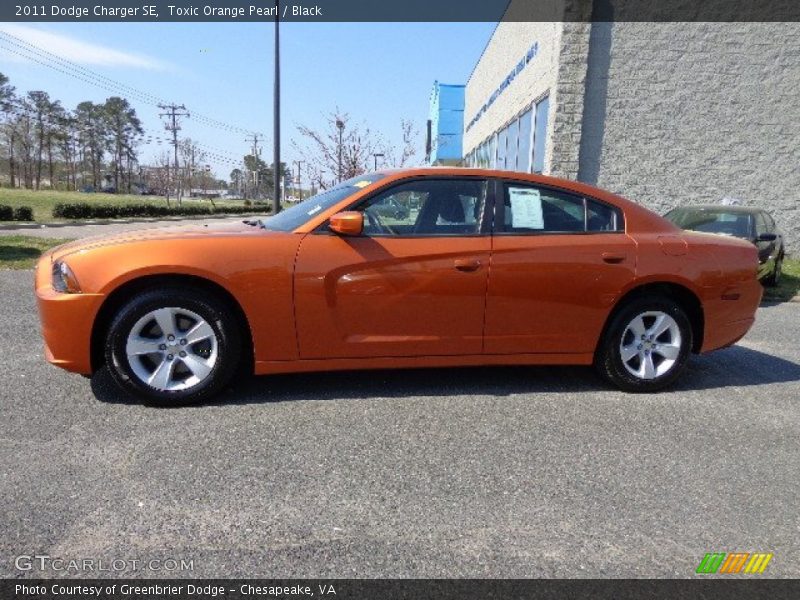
[294,109,420,192]
[148,151,173,207]
[379,119,419,168]
[293,109,379,185]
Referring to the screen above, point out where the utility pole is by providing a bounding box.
[293,159,304,201]
[373,152,384,172]
[158,103,189,204]
[245,133,261,199]
[336,119,344,182]
[189,145,195,199]
[273,2,281,214]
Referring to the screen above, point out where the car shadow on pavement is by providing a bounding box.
[90,344,800,407]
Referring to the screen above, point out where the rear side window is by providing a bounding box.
[501,183,623,233]
[587,199,619,231]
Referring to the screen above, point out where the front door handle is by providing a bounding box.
[454,258,482,272]
[602,253,626,264]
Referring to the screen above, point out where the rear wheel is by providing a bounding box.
[764,253,783,287]
[595,296,692,392]
[105,287,242,405]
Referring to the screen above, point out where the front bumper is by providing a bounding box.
[35,259,103,375]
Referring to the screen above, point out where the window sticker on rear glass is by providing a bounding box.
[352,180,371,188]
[307,205,323,215]
[509,187,544,229]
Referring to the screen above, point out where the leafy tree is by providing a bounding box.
[27,91,58,189]
[229,168,244,195]
[0,72,18,187]
[103,96,143,192]
[242,153,286,200]
[75,101,105,190]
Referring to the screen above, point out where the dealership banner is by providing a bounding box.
[4,579,800,600]
[1,0,799,22]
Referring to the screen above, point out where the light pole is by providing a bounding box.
[335,119,344,182]
[373,152,384,172]
[293,159,304,200]
[272,1,281,214]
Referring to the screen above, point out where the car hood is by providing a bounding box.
[48,220,270,262]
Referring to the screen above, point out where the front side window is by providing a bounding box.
[501,183,623,234]
[356,179,487,236]
[755,212,767,237]
[764,212,776,233]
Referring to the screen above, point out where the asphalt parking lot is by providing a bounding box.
[1,268,798,578]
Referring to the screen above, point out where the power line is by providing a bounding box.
[0,30,263,136]
[0,30,165,106]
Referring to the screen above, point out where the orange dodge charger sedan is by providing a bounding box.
[35,169,762,405]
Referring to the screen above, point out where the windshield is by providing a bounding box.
[665,208,753,238]
[260,173,386,232]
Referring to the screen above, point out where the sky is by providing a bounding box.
[0,21,496,183]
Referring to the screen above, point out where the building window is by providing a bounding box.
[465,93,548,173]
[532,96,549,174]
[497,127,508,170]
[517,108,533,173]
[487,134,497,169]
[506,118,520,171]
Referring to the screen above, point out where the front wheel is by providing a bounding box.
[104,286,242,406]
[595,296,693,392]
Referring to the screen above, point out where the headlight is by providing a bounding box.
[52,261,81,293]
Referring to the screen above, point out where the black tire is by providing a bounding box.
[104,286,242,406]
[763,253,783,287]
[595,295,693,393]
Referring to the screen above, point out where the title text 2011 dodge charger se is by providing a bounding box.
[35,169,761,405]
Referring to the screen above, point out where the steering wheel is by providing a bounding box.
[365,209,389,234]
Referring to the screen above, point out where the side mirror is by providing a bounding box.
[329,211,363,236]
[757,232,777,242]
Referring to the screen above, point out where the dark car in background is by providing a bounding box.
[664,205,784,286]
[365,196,410,220]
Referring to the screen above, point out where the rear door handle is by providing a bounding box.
[602,253,626,264]
[454,258,482,272]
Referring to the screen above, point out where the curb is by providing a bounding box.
[0,213,264,230]
[762,295,800,304]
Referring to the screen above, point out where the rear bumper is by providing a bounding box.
[700,279,762,353]
[35,261,103,375]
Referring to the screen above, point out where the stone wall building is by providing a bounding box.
[461,14,800,250]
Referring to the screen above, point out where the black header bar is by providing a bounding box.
[1,0,799,22]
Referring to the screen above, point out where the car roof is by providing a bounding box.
[294,166,680,235]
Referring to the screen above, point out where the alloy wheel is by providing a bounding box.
[125,307,219,392]
[619,311,682,380]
